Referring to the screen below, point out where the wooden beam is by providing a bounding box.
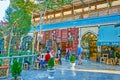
[46,0,116,15]
[43,5,120,23]
[33,0,117,18]
[80,0,85,5]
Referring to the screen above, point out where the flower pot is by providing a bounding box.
[47,69,55,79]
[71,63,75,69]
[11,76,23,80]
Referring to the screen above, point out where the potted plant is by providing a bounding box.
[70,54,76,69]
[11,60,22,80]
[47,58,55,79]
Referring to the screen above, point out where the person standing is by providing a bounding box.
[57,45,62,64]
[66,48,70,61]
[77,45,83,65]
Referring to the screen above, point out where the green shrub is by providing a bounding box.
[11,60,22,80]
[70,55,75,63]
[48,58,54,70]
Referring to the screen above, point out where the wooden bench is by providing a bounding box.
[0,66,9,78]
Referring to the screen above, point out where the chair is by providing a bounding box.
[106,59,112,65]
[100,57,107,63]
[34,61,39,70]
[106,58,114,65]
[118,59,120,65]
[113,57,118,65]
[24,63,28,70]
[102,54,109,59]
[54,58,59,66]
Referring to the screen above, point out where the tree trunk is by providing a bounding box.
[8,30,13,56]
[4,36,7,53]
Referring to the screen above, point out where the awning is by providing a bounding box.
[97,25,120,46]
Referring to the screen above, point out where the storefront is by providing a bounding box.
[97,25,120,60]
[40,28,79,55]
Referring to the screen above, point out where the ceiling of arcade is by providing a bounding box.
[33,0,120,24]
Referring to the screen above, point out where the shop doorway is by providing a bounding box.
[81,32,98,61]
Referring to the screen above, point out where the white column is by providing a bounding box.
[78,28,82,44]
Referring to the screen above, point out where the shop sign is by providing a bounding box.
[98,42,120,46]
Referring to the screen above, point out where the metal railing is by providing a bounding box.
[0,54,37,69]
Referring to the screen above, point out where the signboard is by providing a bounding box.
[97,42,120,46]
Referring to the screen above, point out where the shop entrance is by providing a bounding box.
[81,32,98,61]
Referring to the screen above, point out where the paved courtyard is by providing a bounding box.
[1,59,120,80]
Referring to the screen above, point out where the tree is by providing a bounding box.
[4,0,73,55]
[5,0,35,54]
[0,24,10,54]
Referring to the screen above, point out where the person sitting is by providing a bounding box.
[36,53,41,67]
[44,50,51,63]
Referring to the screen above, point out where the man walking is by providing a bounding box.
[78,45,83,65]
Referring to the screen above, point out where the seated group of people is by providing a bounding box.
[36,49,62,69]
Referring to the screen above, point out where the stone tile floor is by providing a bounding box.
[1,59,120,80]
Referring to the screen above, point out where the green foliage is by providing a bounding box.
[0,25,10,39]
[11,60,22,80]
[57,0,73,5]
[10,0,38,14]
[0,60,2,66]
[6,7,32,37]
[70,54,75,63]
[34,50,38,54]
[43,0,73,10]
[0,50,32,57]
[0,53,8,57]
[48,58,54,70]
